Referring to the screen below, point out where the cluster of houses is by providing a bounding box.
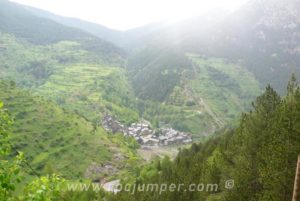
[102,115,192,147]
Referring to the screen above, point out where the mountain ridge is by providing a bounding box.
[0,0,125,59]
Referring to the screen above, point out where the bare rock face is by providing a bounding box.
[102,115,128,134]
[252,0,300,29]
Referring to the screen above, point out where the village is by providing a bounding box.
[102,115,192,147]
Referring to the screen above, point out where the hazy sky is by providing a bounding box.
[11,0,249,30]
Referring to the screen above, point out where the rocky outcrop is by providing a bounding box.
[102,115,128,134]
[85,162,118,179]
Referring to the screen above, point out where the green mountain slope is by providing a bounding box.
[0,0,271,137]
[1,0,297,142]
[0,1,141,182]
[0,1,139,125]
[0,11,214,136]
[127,48,261,133]
[0,81,141,180]
[127,47,193,101]
[0,33,114,85]
[35,64,139,124]
[0,30,138,124]
[185,54,261,123]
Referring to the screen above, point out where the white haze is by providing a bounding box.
[11,0,249,30]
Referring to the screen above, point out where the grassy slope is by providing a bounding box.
[0,81,142,181]
[154,53,262,135]
[0,33,110,86]
[0,33,142,181]
[186,54,261,123]
[0,33,138,125]
[35,64,139,125]
[0,81,110,178]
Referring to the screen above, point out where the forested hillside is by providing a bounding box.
[111,76,300,201]
[127,49,261,134]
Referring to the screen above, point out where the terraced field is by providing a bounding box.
[0,81,142,182]
[36,64,139,125]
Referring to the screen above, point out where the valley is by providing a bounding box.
[1,0,300,200]
[0,0,279,182]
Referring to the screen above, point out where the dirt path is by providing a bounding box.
[183,64,225,128]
